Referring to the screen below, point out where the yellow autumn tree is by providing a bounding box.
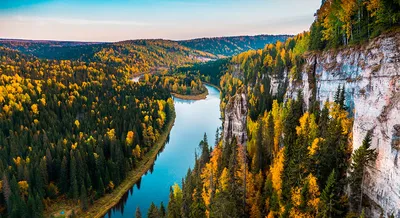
[126,131,134,146]
[290,173,320,218]
[201,147,222,217]
[132,145,141,159]
[271,100,283,154]
[270,148,284,197]
[296,112,318,140]
[217,168,229,193]
[18,181,29,197]
[74,120,80,128]
[31,104,39,114]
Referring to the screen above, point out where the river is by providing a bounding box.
[105,84,221,217]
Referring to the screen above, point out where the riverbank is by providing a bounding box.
[202,82,221,92]
[171,88,208,100]
[46,111,176,218]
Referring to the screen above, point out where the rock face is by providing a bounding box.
[287,32,400,217]
[223,87,248,145]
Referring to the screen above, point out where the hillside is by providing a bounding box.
[164,0,400,217]
[0,39,217,75]
[179,34,291,57]
[0,46,176,218]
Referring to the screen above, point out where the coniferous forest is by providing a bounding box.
[0,0,399,217]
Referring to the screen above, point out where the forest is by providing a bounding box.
[0,39,216,76]
[309,0,400,50]
[142,0,399,217]
[141,73,207,97]
[0,46,175,217]
[0,31,288,217]
[0,0,399,217]
[179,35,291,57]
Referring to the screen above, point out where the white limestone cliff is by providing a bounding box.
[223,87,248,145]
[287,32,400,217]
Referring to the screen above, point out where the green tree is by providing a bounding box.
[136,207,142,218]
[148,202,160,218]
[349,131,377,214]
[319,170,341,218]
[80,184,88,211]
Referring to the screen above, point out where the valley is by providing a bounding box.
[0,0,399,217]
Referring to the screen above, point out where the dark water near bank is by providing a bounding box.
[105,85,221,218]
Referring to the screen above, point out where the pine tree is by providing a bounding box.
[349,131,377,214]
[168,186,180,218]
[148,202,160,218]
[80,184,88,211]
[252,118,264,173]
[135,207,142,218]
[60,156,68,194]
[160,202,166,217]
[215,128,220,146]
[320,170,341,218]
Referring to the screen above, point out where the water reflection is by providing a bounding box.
[106,85,221,218]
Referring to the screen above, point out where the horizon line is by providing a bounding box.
[0,33,296,44]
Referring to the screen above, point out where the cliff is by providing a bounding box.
[223,86,248,145]
[287,32,400,217]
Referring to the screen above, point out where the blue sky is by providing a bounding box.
[0,0,321,42]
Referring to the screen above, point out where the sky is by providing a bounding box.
[0,0,321,42]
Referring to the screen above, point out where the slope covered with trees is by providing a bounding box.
[179,35,291,57]
[148,0,399,217]
[309,0,400,50]
[0,39,217,76]
[0,46,175,217]
[142,73,207,97]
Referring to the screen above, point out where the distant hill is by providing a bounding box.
[0,39,216,75]
[0,34,291,74]
[178,35,292,57]
[0,39,103,60]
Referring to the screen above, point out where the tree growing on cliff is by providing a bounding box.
[135,207,142,218]
[348,131,377,214]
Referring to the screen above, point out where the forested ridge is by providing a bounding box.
[0,46,175,217]
[179,35,292,57]
[0,39,216,76]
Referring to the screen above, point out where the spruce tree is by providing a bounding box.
[148,202,160,218]
[135,207,142,218]
[160,202,166,217]
[320,170,341,218]
[349,131,377,214]
[80,184,88,211]
[60,156,68,194]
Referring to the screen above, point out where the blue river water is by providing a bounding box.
[105,85,221,218]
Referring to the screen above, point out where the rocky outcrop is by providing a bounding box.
[287,32,400,217]
[223,87,248,145]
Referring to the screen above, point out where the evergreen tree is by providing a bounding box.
[215,128,220,146]
[349,131,377,214]
[60,156,68,194]
[148,202,160,218]
[159,202,166,217]
[252,118,265,173]
[80,184,88,211]
[135,207,142,218]
[320,170,341,218]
